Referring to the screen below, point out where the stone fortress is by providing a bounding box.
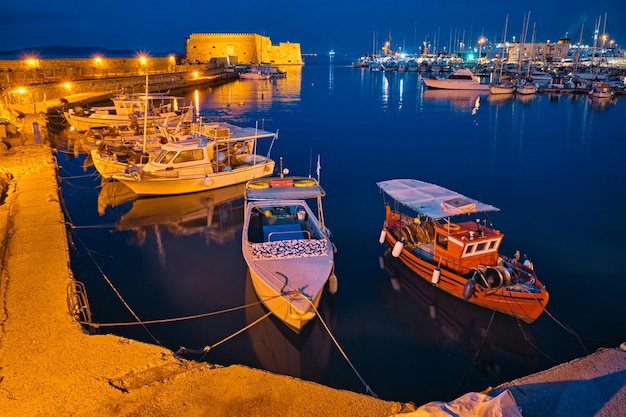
[185,33,303,66]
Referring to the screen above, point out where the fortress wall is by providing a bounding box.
[186,33,302,65]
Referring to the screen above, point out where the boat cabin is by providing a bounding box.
[433,221,502,273]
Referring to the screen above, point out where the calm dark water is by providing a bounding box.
[57,60,626,404]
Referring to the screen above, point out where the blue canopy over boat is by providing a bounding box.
[377,179,499,219]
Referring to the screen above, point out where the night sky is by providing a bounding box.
[1,2,624,58]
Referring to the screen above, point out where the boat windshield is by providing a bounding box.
[154,150,177,164]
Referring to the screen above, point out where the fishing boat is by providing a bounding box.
[516,79,538,95]
[422,68,490,91]
[589,82,614,99]
[239,66,271,80]
[242,168,337,333]
[64,92,193,132]
[377,178,549,323]
[111,123,276,196]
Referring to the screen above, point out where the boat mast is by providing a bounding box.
[142,72,148,154]
[498,13,509,81]
[573,21,584,75]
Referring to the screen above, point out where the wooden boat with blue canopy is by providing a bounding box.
[242,170,337,333]
[377,178,548,323]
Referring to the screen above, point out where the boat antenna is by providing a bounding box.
[308,147,313,178]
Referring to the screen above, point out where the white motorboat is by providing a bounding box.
[239,66,271,80]
[64,92,192,132]
[111,123,276,196]
[242,173,337,333]
[422,68,490,91]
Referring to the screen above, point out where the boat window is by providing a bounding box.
[488,240,497,250]
[476,242,487,252]
[465,245,475,254]
[173,149,203,163]
[435,233,448,250]
[155,150,177,164]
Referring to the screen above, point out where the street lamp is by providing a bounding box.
[478,37,486,63]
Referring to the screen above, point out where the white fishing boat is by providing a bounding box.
[589,82,614,99]
[422,68,490,91]
[239,66,271,80]
[64,92,192,132]
[111,123,277,196]
[242,168,337,333]
[516,79,537,95]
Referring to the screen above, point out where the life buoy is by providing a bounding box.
[444,223,461,232]
[293,179,316,187]
[248,181,270,189]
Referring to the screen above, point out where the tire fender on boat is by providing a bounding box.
[463,277,476,300]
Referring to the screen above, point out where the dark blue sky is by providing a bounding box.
[1,2,624,58]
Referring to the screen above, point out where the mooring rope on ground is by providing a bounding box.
[175,311,273,362]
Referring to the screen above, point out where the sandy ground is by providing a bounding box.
[0,119,624,416]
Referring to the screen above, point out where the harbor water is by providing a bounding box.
[56,59,626,404]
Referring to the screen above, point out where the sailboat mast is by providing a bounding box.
[498,13,509,79]
[142,72,148,154]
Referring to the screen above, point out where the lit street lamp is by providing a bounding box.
[478,37,486,63]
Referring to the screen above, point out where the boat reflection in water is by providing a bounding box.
[101,183,246,254]
[378,250,538,376]
[421,89,487,114]
[244,270,332,381]
[97,180,137,215]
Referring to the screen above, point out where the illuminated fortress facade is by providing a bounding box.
[185,33,303,65]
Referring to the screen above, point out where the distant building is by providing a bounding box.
[505,41,570,63]
[185,33,303,66]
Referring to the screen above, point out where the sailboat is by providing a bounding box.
[490,14,516,95]
[516,15,538,95]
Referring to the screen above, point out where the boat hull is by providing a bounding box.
[91,149,142,179]
[423,79,490,91]
[489,85,515,95]
[248,260,329,333]
[113,159,275,196]
[382,215,548,323]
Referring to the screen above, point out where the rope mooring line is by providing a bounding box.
[176,311,273,361]
[78,297,270,328]
[306,297,378,398]
[65,223,161,345]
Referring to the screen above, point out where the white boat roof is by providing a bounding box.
[246,178,325,201]
[377,178,499,219]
